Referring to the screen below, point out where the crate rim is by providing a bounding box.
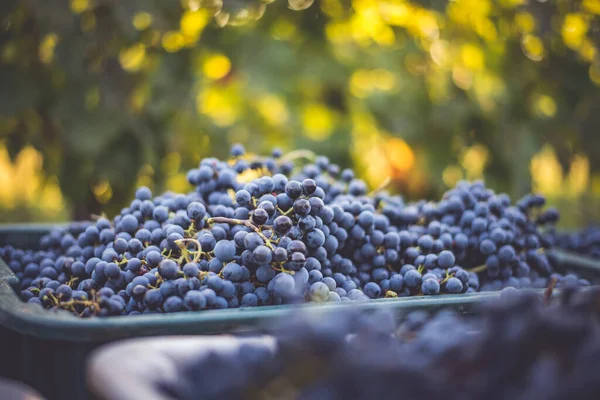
[1,258,507,342]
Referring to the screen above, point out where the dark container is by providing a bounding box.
[1,224,599,400]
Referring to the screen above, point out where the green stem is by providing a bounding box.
[208,217,274,250]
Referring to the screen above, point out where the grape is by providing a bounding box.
[308,281,329,302]
[104,263,120,280]
[285,181,303,199]
[158,259,180,280]
[230,144,245,157]
[135,187,152,201]
[305,229,325,248]
[437,250,455,269]
[243,233,263,251]
[250,208,269,226]
[363,282,381,298]
[271,273,296,298]
[444,277,463,294]
[293,199,311,216]
[421,278,440,295]
[213,240,236,262]
[479,239,497,255]
[182,263,199,278]
[120,215,139,234]
[252,246,272,265]
[222,263,243,282]
[241,293,258,307]
[144,289,163,310]
[308,269,323,284]
[186,202,206,220]
[163,296,184,312]
[273,247,288,263]
[404,270,422,289]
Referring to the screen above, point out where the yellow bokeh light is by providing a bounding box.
[181,9,210,44]
[452,66,473,90]
[133,12,153,31]
[349,69,371,98]
[583,0,600,14]
[119,43,146,72]
[80,11,96,31]
[534,95,557,118]
[350,69,396,98]
[386,137,415,173]
[203,54,231,80]
[521,34,544,62]
[589,63,600,86]
[515,12,535,33]
[162,152,182,174]
[430,40,450,66]
[530,145,563,195]
[351,125,392,188]
[257,94,289,126]
[130,84,150,113]
[196,86,239,127]
[562,13,588,49]
[474,18,497,42]
[271,19,297,40]
[288,0,315,11]
[579,39,597,62]
[39,33,58,64]
[162,31,185,53]
[92,180,113,204]
[321,0,344,18]
[461,43,484,70]
[442,165,463,187]
[0,144,66,217]
[85,86,100,111]
[373,69,397,91]
[379,2,410,26]
[460,144,488,179]
[302,103,335,141]
[39,178,65,214]
[70,0,89,14]
[568,155,589,197]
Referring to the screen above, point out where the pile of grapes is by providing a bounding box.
[0,145,590,316]
[158,287,600,400]
[549,226,600,259]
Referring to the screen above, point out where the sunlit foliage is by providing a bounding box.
[0,0,599,225]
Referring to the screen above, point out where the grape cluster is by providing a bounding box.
[159,287,600,400]
[547,226,600,259]
[0,145,589,316]
[383,185,590,293]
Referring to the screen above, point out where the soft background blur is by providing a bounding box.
[1,0,599,227]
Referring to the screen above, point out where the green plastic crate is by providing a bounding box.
[0,224,599,400]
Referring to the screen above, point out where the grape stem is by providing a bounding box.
[175,238,204,263]
[368,176,392,195]
[276,206,294,216]
[468,264,487,274]
[277,149,316,164]
[544,276,558,305]
[207,217,274,250]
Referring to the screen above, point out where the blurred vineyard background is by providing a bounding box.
[1,0,600,227]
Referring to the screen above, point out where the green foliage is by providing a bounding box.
[1,0,599,220]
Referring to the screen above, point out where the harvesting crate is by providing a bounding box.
[0,377,46,400]
[0,224,599,400]
[87,335,275,400]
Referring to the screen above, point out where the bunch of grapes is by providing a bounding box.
[159,287,600,400]
[0,145,589,316]
[546,226,600,259]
